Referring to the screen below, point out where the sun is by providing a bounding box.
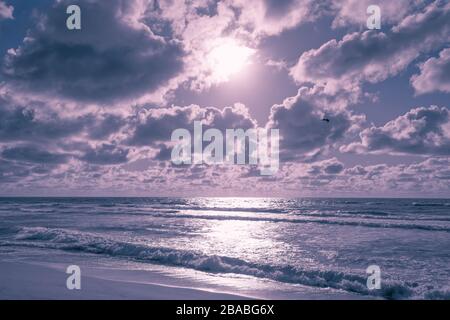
[206,38,255,82]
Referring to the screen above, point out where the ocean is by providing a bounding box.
[0,197,449,299]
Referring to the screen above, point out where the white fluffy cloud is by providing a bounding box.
[290,1,450,93]
[228,0,316,37]
[411,48,450,95]
[330,0,426,28]
[0,1,13,20]
[342,106,450,156]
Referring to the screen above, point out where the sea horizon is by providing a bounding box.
[1,196,450,199]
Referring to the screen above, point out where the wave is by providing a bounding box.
[337,210,390,216]
[173,206,290,214]
[146,213,450,233]
[5,226,415,300]
[411,202,450,207]
[424,288,450,300]
[298,211,450,222]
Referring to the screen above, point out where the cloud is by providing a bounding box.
[2,0,185,104]
[229,0,317,37]
[290,1,450,93]
[79,144,129,165]
[141,0,326,91]
[0,1,13,20]
[411,48,450,95]
[0,160,25,183]
[0,105,84,143]
[269,156,450,197]
[323,161,344,174]
[339,158,450,196]
[0,96,127,143]
[1,145,69,164]
[306,157,345,175]
[2,0,317,102]
[1,1,450,197]
[126,103,256,147]
[342,106,450,155]
[1,98,449,197]
[0,84,262,172]
[0,94,132,171]
[330,0,426,28]
[267,86,365,160]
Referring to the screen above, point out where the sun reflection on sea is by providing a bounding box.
[183,197,293,263]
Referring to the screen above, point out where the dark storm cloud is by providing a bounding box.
[2,0,184,104]
[342,106,450,156]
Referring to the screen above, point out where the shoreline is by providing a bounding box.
[0,255,370,300]
[0,260,251,300]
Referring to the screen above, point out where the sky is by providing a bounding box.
[0,0,449,197]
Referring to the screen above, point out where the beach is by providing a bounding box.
[0,260,249,300]
[0,257,365,300]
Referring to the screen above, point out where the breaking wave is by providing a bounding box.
[3,226,418,300]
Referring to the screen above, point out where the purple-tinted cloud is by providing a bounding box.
[0,97,126,143]
[290,1,450,93]
[342,106,450,155]
[79,144,129,165]
[2,0,184,104]
[330,0,426,28]
[230,0,316,36]
[1,144,69,164]
[411,48,450,95]
[126,103,256,147]
[0,1,13,20]
[267,86,365,160]
[1,0,450,197]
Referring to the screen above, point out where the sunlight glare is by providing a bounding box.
[207,39,255,82]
